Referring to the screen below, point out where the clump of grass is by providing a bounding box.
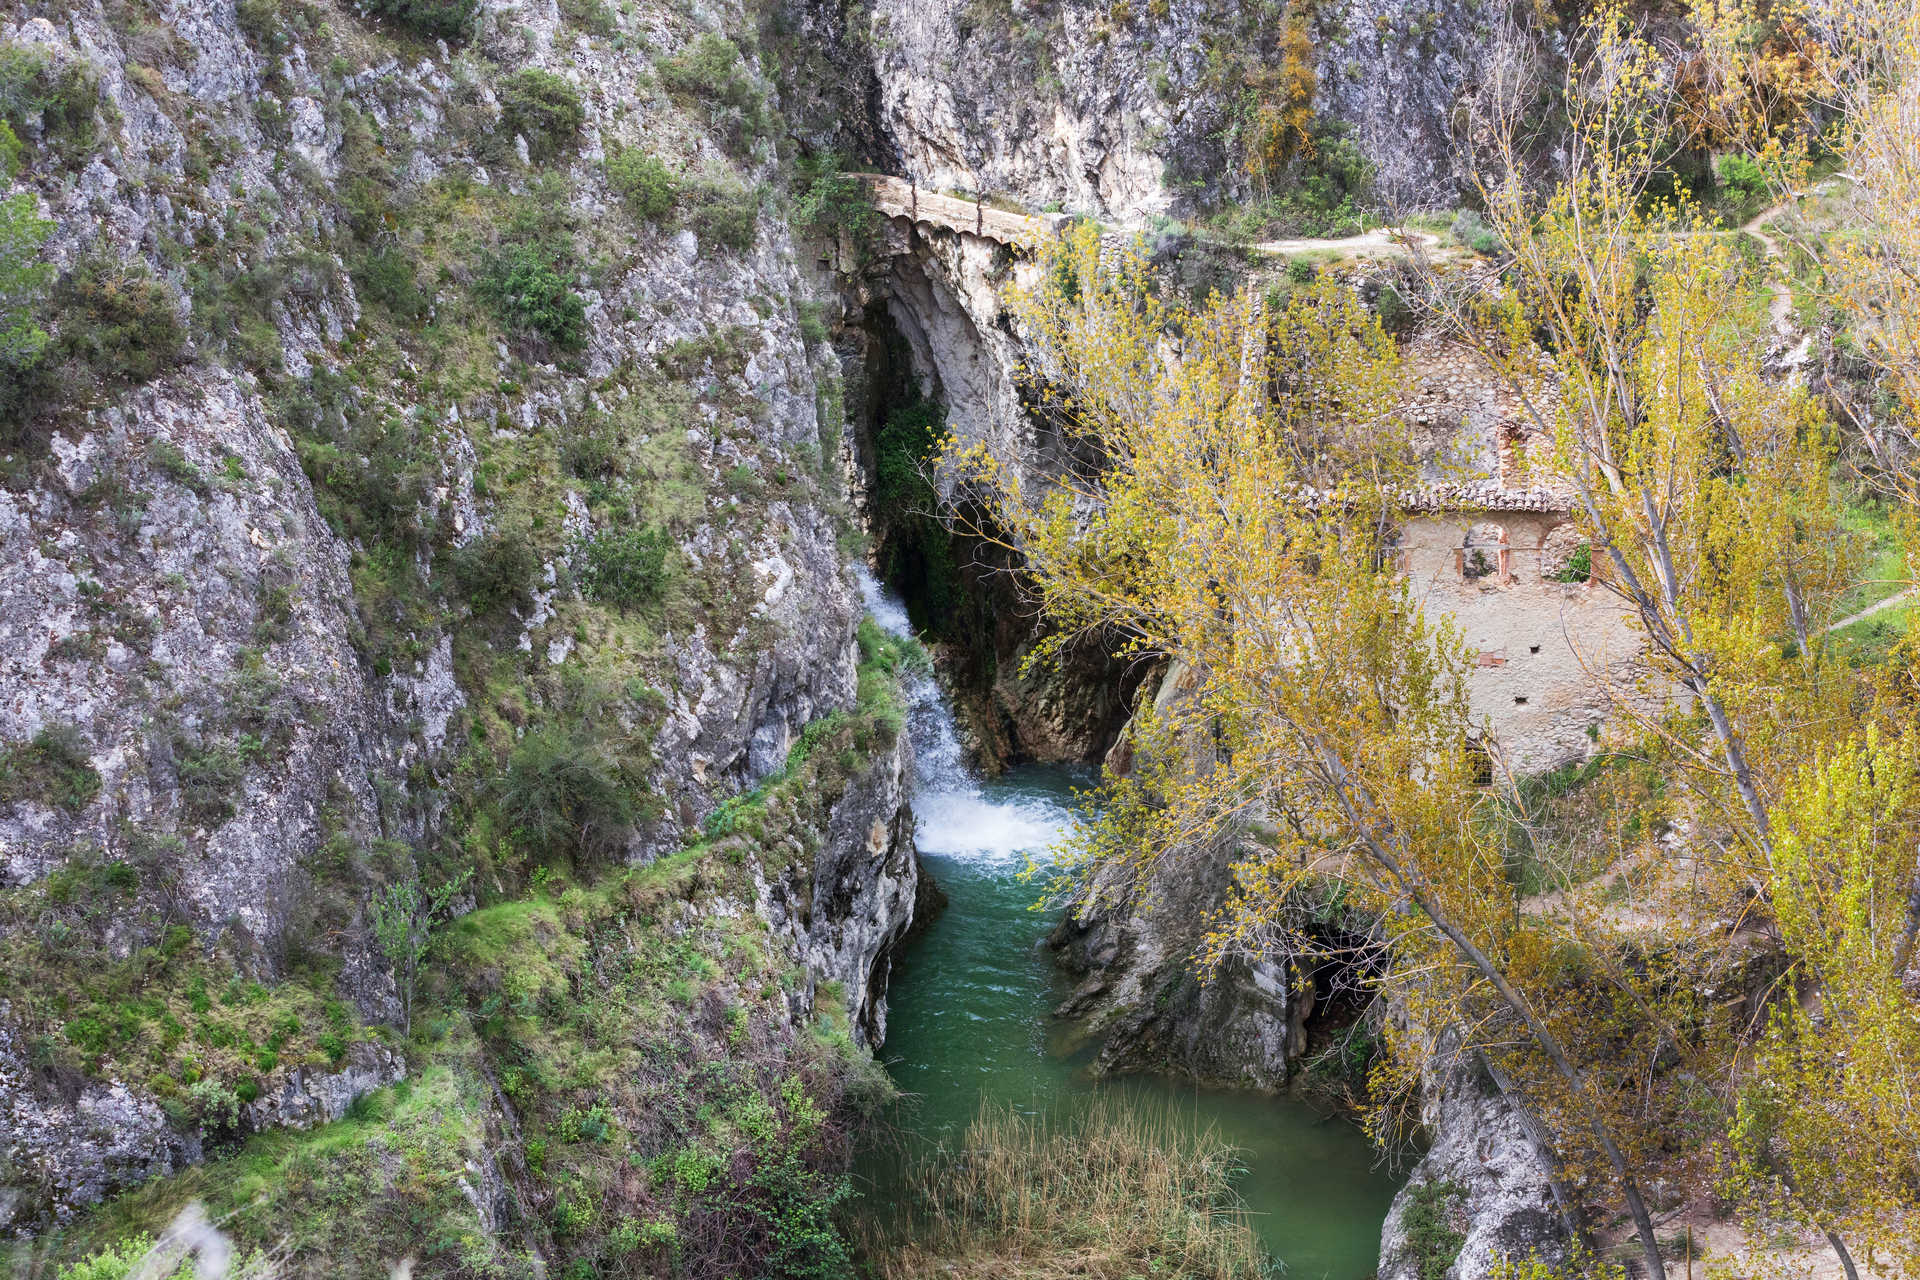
[0,723,101,812]
[863,1096,1272,1279]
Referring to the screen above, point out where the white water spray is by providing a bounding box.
[856,569,1073,867]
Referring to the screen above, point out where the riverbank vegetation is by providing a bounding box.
[860,1098,1271,1280]
[944,4,1920,1278]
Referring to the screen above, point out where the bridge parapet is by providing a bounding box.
[858,174,1075,248]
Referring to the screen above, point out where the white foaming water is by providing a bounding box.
[856,569,1074,868]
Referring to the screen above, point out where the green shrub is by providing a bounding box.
[558,1103,614,1142]
[1286,256,1316,284]
[187,1077,243,1131]
[499,68,585,163]
[1375,283,1412,332]
[0,187,51,363]
[351,249,429,321]
[792,153,876,249]
[0,724,101,812]
[682,173,760,254]
[796,301,828,344]
[1715,152,1767,205]
[236,0,287,51]
[56,1234,193,1280]
[280,367,441,554]
[657,34,769,155]
[558,0,617,35]
[0,186,50,439]
[478,243,586,351]
[579,526,670,610]
[0,45,100,166]
[1402,1179,1466,1280]
[557,420,620,481]
[449,523,543,617]
[608,1216,676,1255]
[496,723,637,860]
[47,259,186,395]
[607,148,677,222]
[174,734,260,827]
[551,1194,594,1235]
[361,0,476,42]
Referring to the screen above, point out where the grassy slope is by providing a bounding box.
[22,626,921,1278]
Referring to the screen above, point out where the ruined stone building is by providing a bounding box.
[1394,340,1642,772]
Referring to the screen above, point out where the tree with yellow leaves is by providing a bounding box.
[945,224,1679,1280]
[1437,6,1915,1275]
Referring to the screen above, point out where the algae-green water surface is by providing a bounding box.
[855,564,1402,1279]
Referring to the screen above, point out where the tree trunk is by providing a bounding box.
[1825,1229,1863,1280]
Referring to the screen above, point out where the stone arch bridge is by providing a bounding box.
[857,174,1080,249]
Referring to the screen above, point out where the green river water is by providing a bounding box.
[858,577,1401,1279]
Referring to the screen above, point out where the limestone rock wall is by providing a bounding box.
[834,0,1512,222]
[0,0,918,1233]
[1377,1046,1573,1280]
[760,717,921,1044]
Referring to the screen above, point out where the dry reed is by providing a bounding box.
[860,1094,1275,1279]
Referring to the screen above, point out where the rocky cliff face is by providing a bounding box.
[826,0,1505,222]
[761,708,920,1044]
[0,0,923,1245]
[1377,1046,1572,1280]
[1051,832,1309,1090]
[1045,660,1321,1091]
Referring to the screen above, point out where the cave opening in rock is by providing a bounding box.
[841,286,1147,771]
[846,297,976,645]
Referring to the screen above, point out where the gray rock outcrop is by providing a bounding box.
[761,718,921,1044]
[0,0,913,1232]
[1378,1048,1573,1280]
[829,0,1508,222]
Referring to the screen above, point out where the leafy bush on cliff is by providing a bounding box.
[449,521,542,617]
[47,258,186,396]
[0,863,369,1126]
[499,68,585,163]
[1400,1179,1467,1280]
[0,723,100,812]
[792,152,877,251]
[607,147,677,222]
[350,248,430,321]
[658,34,770,155]
[497,723,637,859]
[0,725,97,805]
[361,0,477,42]
[478,242,586,351]
[683,169,762,253]
[0,185,51,445]
[0,44,100,165]
[579,525,671,611]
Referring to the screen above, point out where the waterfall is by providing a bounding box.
[856,569,1072,867]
